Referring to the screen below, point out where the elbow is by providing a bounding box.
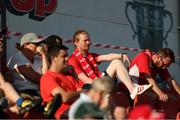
[61,96,70,102]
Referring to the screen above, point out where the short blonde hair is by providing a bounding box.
[73,29,89,44]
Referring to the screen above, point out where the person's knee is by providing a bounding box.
[0,81,7,90]
[111,59,123,66]
[1,82,11,89]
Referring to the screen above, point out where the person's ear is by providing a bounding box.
[51,56,56,63]
[74,40,78,47]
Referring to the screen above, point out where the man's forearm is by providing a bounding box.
[168,79,180,94]
[147,78,164,96]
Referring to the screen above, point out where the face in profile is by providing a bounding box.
[56,49,69,70]
[156,55,172,69]
[75,33,90,52]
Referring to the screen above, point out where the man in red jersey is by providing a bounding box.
[129,48,180,118]
[40,44,83,119]
[68,29,152,100]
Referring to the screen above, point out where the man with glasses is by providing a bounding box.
[129,48,180,118]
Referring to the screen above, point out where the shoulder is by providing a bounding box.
[8,52,23,61]
[88,52,100,61]
[13,52,25,59]
[68,54,78,64]
[41,71,56,81]
[7,52,29,68]
[89,52,99,56]
[135,51,150,61]
[68,54,76,60]
[131,51,151,67]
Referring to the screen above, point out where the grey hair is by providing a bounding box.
[91,76,114,94]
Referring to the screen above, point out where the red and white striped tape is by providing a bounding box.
[5,31,143,52]
[63,39,142,52]
[4,30,180,59]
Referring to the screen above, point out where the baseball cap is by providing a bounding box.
[44,35,63,46]
[20,33,44,47]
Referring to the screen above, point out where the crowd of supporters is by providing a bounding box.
[0,29,179,119]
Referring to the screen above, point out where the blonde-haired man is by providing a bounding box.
[68,29,152,100]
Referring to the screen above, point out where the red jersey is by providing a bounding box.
[40,70,83,118]
[68,52,100,82]
[129,50,171,85]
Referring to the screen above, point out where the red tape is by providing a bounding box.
[4,31,180,59]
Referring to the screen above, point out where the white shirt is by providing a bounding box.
[68,93,92,119]
[7,51,41,91]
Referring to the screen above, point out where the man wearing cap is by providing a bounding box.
[7,33,48,96]
[0,35,37,116]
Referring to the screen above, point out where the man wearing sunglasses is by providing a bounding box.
[129,48,180,118]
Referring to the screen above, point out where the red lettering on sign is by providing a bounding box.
[45,0,57,13]
[10,0,34,12]
[7,0,57,21]
[35,0,57,17]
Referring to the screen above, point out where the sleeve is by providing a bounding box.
[68,56,84,75]
[7,52,31,69]
[91,53,100,64]
[68,75,84,89]
[40,74,60,102]
[136,52,151,75]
